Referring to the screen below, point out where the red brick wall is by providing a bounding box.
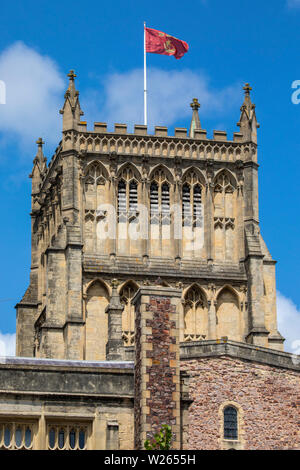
[134,290,180,449]
[181,357,300,450]
[145,297,177,436]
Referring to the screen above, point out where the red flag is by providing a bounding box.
[145,27,189,60]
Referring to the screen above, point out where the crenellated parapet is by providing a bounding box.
[61,126,256,162]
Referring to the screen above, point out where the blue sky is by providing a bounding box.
[0,0,299,354]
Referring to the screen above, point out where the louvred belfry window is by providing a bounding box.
[182,183,191,226]
[182,176,203,228]
[161,182,170,225]
[117,180,126,215]
[117,167,139,220]
[193,184,202,224]
[129,180,138,212]
[149,168,172,257]
[150,182,159,219]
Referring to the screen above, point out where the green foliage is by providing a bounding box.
[144,425,173,450]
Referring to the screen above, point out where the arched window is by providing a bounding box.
[149,168,172,257]
[224,406,238,440]
[47,424,88,450]
[117,166,139,217]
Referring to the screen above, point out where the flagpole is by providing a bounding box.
[144,21,147,126]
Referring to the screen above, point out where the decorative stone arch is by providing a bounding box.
[117,162,142,182]
[215,284,241,307]
[182,167,207,187]
[213,168,237,190]
[118,279,140,294]
[182,282,208,304]
[84,160,109,181]
[149,164,174,184]
[84,278,111,297]
[218,401,245,450]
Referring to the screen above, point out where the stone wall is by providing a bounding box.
[181,355,300,450]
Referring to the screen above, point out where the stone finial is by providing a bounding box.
[33,137,47,172]
[243,83,252,97]
[109,279,123,309]
[237,83,259,143]
[189,98,201,138]
[36,137,45,147]
[111,278,119,290]
[190,97,200,111]
[67,70,77,81]
[60,69,84,132]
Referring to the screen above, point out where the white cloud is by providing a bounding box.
[0,332,15,357]
[0,42,241,155]
[287,0,300,8]
[83,68,241,132]
[0,42,64,150]
[277,291,300,354]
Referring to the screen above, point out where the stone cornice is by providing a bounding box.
[180,339,300,372]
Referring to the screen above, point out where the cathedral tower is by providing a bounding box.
[16,72,284,360]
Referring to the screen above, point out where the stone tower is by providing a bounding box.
[16,72,284,360]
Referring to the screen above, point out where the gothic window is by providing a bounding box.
[47,423,89,450]
[0,421,35,450]
[183,286,207,342]
[149,167,172,257]
[150,177,170,221]
[117,167,139,219]
[120,282,138,346]
[84,161,106,191]
[182,183,202,224]
[224,407,238,440]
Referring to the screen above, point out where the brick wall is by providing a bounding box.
[133,287,181,450]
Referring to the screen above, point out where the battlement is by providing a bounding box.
[73,121,245,144]
[60,124,254,164]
